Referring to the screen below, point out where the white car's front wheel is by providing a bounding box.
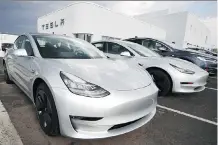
[148,69,172,96]
[35,83,60,136]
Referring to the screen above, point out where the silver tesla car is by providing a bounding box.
[92,40,209,96]
[3,33,158,139]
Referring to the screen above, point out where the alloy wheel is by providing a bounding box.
[35,90,53,133]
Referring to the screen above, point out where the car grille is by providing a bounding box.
[108,117,143,131]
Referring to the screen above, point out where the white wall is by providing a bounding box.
[136,11,188,48]
[136,11,211,49]
[183,14,211,48]
[135,10,169,20]
[37,2,166,42]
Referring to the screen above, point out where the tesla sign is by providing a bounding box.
[42,19,65,30]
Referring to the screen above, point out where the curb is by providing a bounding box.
[0,101,24,145]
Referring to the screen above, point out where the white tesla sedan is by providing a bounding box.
[92,40,209,96]
[3,33,158,139]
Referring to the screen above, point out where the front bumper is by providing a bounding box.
[51,83,158,139]
[171,70,209,93]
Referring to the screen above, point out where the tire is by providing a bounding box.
[148,69,172,96]
[35,83,59,136]
[3,64,13,84]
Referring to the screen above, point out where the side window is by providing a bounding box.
[107,42,133,56]
[14,36,25,49]
[127,39,141,44]
[21,37,34,56]
[93,42,106,52]
[143,40,158,51]
[142,39,151,48]
[143,40,169,51]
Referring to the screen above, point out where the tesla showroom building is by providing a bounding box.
[135,10,211,49]
[37,2,166,42]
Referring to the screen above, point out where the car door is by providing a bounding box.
[14,36,36,96]
[8,36,25,81]
[105,42,134,59]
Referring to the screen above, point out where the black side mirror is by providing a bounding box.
[160,49,169,53]
[2,47,7,52]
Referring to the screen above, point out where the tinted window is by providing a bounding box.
[15,36,25,49]
[119,41,161,57]
[126,39,142,44]
[143,40,170,51]
[22,37,34,56]
[33,35,105,59]
[107,42,133,55]
[142,39,151,48]
[92,42,106,52]
[142,40,157,51]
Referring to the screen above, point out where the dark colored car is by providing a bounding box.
[124,38,217,75]
[186,47,217,57]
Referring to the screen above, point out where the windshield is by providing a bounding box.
[120,41,161,57]
[159,40,181,50]
[32,35,105,59]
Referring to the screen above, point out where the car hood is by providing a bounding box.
[177,49,217,60]
[163,57,206,71]
[135,56,206,73]
[47,58,152,91]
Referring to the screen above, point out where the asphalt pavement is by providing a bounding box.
[0,57,217,145]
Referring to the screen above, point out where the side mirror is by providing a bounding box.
[2,44,14,52]
[120,51,131,57]
[13,49,28,57]
[2,47,9,52]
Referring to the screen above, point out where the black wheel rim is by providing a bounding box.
[35,90,53,132]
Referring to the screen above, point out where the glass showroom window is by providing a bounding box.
[73,33,93,42]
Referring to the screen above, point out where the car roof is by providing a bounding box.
[92,39,125,44]
[124,37,166,43]
[124,37,151,40]
[20,33,74,39]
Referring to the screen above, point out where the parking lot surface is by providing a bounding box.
[0,57,217,145]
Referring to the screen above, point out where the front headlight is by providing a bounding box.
[60,71,110,98]
[170,64,195,74]
[197,56,206,61]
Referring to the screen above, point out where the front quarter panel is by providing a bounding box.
[30,58,68,101]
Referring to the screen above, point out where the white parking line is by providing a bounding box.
[0,101,23,145]
[157,104,217,126]
[205,87,217,91]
